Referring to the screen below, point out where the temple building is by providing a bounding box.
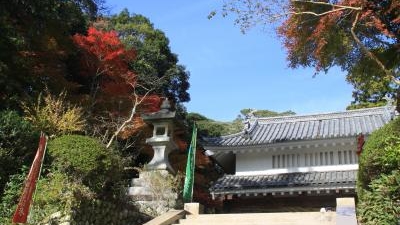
[202,104,397,212]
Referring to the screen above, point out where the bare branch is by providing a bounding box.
[291,0,362,11]
[106,88,153,149]
[291,7,348,17]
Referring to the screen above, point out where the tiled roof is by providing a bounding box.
[203,106,395,147]
[210,170,357,194]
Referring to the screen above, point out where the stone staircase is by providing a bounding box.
[144,198,358,225]
[173,212,336,225]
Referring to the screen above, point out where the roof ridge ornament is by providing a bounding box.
[383,95,395,120]
[242,109,258,139]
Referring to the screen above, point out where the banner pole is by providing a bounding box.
[28,132,47,223]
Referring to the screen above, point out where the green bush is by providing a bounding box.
[0,110,39,194]
[29,170,93,224]
[357,171,400,225]
[358,117,400,190]
[47,135,124,195]
[357,117,400,224]
[0,167,27,225]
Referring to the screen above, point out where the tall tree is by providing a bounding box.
[212,0,399,109]
[105,9,190,105]
[0,0,103,110]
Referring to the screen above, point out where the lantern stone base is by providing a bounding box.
[128,170,180,216]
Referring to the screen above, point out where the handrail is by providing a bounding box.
[143,210,186,225]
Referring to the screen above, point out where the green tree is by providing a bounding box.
[107,9,190,104]
[212,0,400,109]
[0,0,100,111]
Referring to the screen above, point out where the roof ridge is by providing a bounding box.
[223,169,358,178]
[202,106,394,142]
[257,106,389,123]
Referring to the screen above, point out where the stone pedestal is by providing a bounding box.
[145,136,176,173]
[128,170,179,216]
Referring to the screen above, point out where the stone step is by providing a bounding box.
[178,212,336,225]
[179,222,334,225]
[185,212,335,219]
[131,178,144,186]
[128,186,153,196]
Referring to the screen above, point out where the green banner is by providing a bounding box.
[183,124,197,203]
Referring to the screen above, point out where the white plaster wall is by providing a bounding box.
[235,143,359,175]
[236,152,273,173]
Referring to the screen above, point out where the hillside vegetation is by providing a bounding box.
[188,109,295,137]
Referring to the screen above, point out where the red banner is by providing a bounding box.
[356,133,365,156]
[12,133,47,224]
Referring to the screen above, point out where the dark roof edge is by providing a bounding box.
[202,106,396,142]
[202,136,356,150]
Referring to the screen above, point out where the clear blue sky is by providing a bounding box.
[105,0,354,121]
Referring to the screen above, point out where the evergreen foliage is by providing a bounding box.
[346,101,386,110]
[108,9,190,104]
[358,117,400,189]
[0,111,38,195]
[357,170,400,225]
[0,167,28,225]
[0,0,96,110]
[188,109,295,137]
[47,135,124,195]
[240,109,295,117]
[357,117,400,224]
[187,112,242,137]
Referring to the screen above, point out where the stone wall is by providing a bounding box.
[39,199,151,225]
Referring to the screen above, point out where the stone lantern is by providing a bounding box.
[141,98,177,173]
[128,99,180,214]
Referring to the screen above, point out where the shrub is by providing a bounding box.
[358,117,400,190]
[357,171,400,225]
[47,135,124,195]
[0,167,27,225]
[22,91,86,135]
[357,117,400,224]
[0,110,38,194]
[29,170,93,224]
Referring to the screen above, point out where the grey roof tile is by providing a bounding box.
[203,106,396,147]
[210,170,357,194]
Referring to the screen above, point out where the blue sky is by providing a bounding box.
[105,0,354,121]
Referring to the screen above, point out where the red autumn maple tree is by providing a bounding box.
[215,0,400,106]
[73,27,136,99]
[278,1,399,79]
[73,27,161,148]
